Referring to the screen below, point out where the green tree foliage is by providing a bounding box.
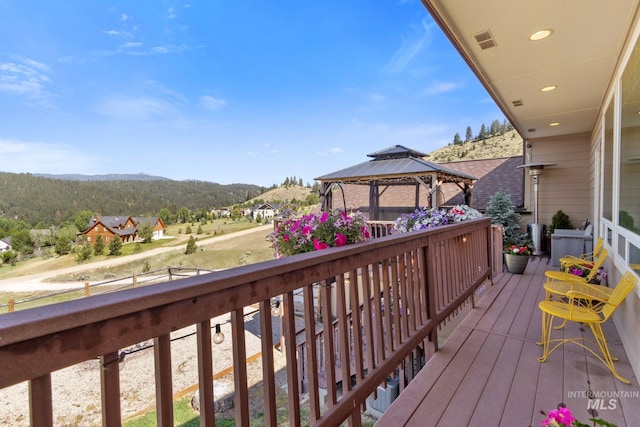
[185,235,197,254]
[0,173,261,226]
[138,220,154,243]
[185,224,192,234]
[2,250,17,265]
[453,133,462,145]
[109,235,123,256]
[490,119,501,136]
[465,126,473,141]
[177,207,191,224]
[305,192,321,205]
[478,123,488,140]
[93,234,105,255]
[158,208,174,225]
[75,236,92,262]
[486,189,522,244]
[9,229,34,255]
[74,210,94,232]
[196,224,203,234]
[55,234,72,255]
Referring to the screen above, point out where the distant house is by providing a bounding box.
[81,216,166,245]
[0,237,12,253]
[254,203,279,220]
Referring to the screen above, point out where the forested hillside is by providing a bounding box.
[0,173,264,226]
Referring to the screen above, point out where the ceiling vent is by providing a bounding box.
[512,99,524,107]
[528,128,536,132]
[473,30,496,50]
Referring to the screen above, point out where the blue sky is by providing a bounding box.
[0,1,504,187]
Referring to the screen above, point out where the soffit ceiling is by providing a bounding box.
[421,0,640,142]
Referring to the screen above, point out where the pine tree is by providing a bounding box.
[485,189,522,244]
[465,126,473,141]
[478,124,487,140]
[185,235,197,254]
[93,234,105,255]
[109,235,123,256]
[453,133,462,145]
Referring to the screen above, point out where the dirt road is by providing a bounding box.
[0,224,274,292]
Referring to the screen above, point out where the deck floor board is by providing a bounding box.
[376,256,640,427]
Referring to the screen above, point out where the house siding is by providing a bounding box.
[524,133,591,228]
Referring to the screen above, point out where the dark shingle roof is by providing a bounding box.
[315,145,476,184]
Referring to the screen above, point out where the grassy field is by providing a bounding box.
[0,218,276,312]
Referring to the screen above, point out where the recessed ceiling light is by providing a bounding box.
[529,29,554,41]
[541,85,557,92]
[549,122,560,127]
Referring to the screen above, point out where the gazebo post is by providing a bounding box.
[369,181,379,220]
[464,183,473,206]
[321,182,333,211]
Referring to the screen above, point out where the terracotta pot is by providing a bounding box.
[504,253,529,274]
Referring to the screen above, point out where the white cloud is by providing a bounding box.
[199,95,226,111]
[121,42,143,49]
[95,95,178,121]
[384,18,435,74]
[0,139,100,174]
[121,14,131,21]
[0,58,53,106]
[424,81,459,95]
[168,7,176,19]
[103,29,131,37]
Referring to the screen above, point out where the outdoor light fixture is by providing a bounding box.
[213,323,225,344]
[529,29,553,41]
[271,299,281,317]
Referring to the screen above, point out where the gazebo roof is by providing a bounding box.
[315,145,476,185]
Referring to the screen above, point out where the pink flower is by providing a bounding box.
[320,212,329,223]
[283,234,290,242]
[313,238,329,250]
[335,233,347,247]
[569,268,584,276]
[542,407,575,427]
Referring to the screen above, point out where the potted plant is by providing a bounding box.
[502,236,533,274]
[486,189,532,273]
[549,210,573,235]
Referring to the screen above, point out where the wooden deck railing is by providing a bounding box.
[0,218,493,426]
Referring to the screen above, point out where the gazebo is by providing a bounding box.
[315,145,477,220]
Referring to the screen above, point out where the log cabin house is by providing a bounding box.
[81,215,166,245]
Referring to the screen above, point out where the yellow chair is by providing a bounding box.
[559,236,603,270]
[538,272,637,383]
[545,248,608,285]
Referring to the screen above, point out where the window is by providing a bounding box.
[620,37,640,234]
[603,98,614,221]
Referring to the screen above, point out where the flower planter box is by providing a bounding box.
[504,253,529,274]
